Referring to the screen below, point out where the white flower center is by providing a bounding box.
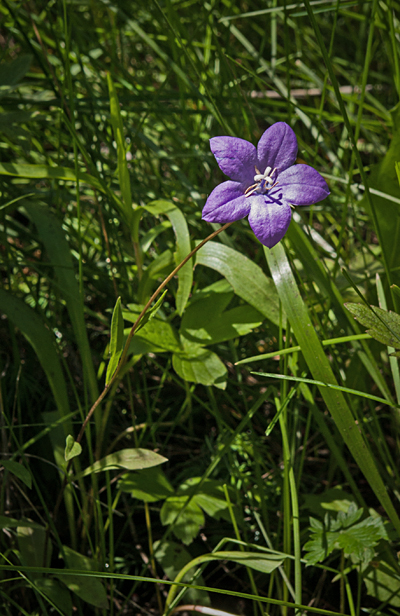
[244,166,278,198]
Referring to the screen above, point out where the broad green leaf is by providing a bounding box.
[345,303,400,348]
[364,559,400,607]
[106,296,124,385]
[143,200,193,315]
[107,74,133,224]
[17,526,52,572]
[153,540,210,605]
[118,466,174,502]
[25,204,99,407]
[1,460,32,489]
[0,54,32,92]
[0,162,105,193]
[138,249,175,302]
[77,448,168,478]
[123,309,181,354]
[195,241,281,326]
[303,488,356,518]
[265,243,400,536]
[180,280,263,346]
[177,477,231,521]
[58,546,108,610]
[214,551,284,574]
[0,516,43,530]
[0,290,72,432]
[35,578,72,616]
[160,496,205,545]
[172,346,227,389]
[64,436,82,462]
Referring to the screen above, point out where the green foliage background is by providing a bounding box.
[1,0,400,615]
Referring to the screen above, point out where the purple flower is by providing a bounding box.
[202,122,330,248]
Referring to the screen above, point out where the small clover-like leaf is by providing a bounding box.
[65,435,83,462]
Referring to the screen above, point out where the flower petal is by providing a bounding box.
[257,122,298,174]
[278,164,330,205]
[202,181,251,223]
[210,136,257,183]
[248,194,292,248]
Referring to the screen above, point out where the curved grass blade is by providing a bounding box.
[265,243,400,536]
[143,200,192,315]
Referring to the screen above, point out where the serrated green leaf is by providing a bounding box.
[345,303,400,348]
[172,346,227,389]
[77,448,167,478]
[106,296,124,385]
[160,496,205,545]
[196,241,281,326]
[177,477,231,521]
[118,466,174,502]
[64,435,82,462]
[1,460,32,489]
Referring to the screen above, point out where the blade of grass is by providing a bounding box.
[264,242,400,536]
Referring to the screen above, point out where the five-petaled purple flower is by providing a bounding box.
[202,122,330,248]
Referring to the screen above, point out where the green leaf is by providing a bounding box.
[180,280,263,346]
[364,559,400,607]
[177,477,231,521]
[143,200,193,315]
[1,460,32,489]
[359,108,400,278]
[123,310,181,355]
[195,241,281,326]
[107,73,133,224]
[57,546,108,610]
[118,466,174,502]
[0,290,72,433]
[160,496,205,545]
[64,436,82,462]
[154,540,210,605]
[0,162,105,193]
[265,243,400,536]
[345,303,400,348]
[17,526,52,572]
[25,204,99,406]
[134,289,168,334]
[0,54,32,91]
[35,578,72,616]
[172,346,227,389]
[106,296,124,385]
[303,488,357,518]
[214,551,284,574]
[77,448,168,478]
[0,516,43,530]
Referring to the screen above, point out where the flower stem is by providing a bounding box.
[75,221,233,446]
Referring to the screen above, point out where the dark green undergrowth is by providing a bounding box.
[1,1,400,615]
